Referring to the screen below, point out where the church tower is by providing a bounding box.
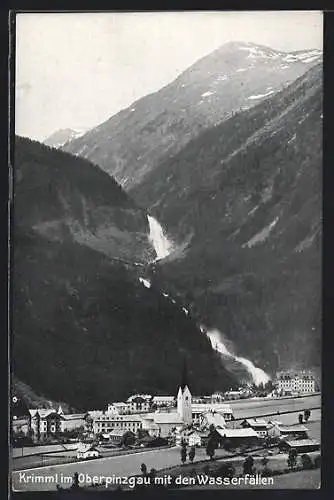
[177,357,192,425]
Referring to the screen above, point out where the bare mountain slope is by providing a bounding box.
[63,41,322,190]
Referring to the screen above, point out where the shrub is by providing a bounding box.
[216,463,235,479]
[304,409,311,422]
[243,456,254,475]
[262,468,273,477]
[287,448,298,470]
[300,454,313,470]
[203,464,211,475]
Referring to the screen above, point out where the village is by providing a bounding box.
[11,368,321,491]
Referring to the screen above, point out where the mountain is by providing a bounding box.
[63,41,322,190]
[134,63,322,373]
[12,137,236,409]
[44,128,89,149]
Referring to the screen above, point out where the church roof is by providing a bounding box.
[153,412,183,424]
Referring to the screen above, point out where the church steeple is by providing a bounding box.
[177,356,192,425]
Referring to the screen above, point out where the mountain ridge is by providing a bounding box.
[136,62,322,373]
[63,41,322,190]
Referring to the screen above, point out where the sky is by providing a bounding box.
[15,11,323,141]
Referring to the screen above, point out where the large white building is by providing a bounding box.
[275,372,316,394]
[29,407,85,441]
[86,411,143,435]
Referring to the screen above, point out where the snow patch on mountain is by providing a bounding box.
[139,277,151,289]
[202,91,215,98]
[243,217,279,248]
[248,90,275,100]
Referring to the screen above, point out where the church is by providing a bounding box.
[140,359,193,438]
[176,358,193,426]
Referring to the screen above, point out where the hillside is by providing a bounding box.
[135,63,322,373]
[12,230,236,410]
[14,136,154,263]
[12,138,236,409]
[63,41,322,189]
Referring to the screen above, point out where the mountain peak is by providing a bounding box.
[44,127,90,149]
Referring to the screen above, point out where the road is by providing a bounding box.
[11,394,321,492]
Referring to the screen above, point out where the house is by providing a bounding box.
[107,402,128,414]
[90,412,143,435]
[152,396,175,408]
[279,438,320,454]
[12,417,29,436]
[201,411,226,430]
[127,394,152,403]
[275,372,316,395]
[106,429,124,444]
[276,425,309,440]
[178,428,203,447]
[76,443,100,460]
[224,390,243,401]
[191,404,233,424]
[215,427,260,448]
[28,407,85,441]
[241,419,269,437]
[210,392,225,403]
[143,412,184,438]
[126,396,150,413]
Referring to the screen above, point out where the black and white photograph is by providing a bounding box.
[10,10,322,492]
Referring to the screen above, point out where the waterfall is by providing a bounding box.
[205,328,270,386]
[147,215,173,260]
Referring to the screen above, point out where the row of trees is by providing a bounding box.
[181,442,196,464]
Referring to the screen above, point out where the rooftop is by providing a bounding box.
[152,412,183,424]
[152,396,175,401]
[243,418,268,428]
[283,439,320,448]
[216,428,259,439]
[278,425,309,433]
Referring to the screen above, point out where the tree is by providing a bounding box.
[243,456,254,475]
[140,463,147,477]
[287,448,298,470]
[149,468,157,481]
[300,454,313,470]
[120,431,136,447]
[298,413,304,424]
[261,456,269,474]
[208,424,216,436]
[223,439,233,452]
[304,409,311,422]
[137,428,149,441]
[206,437,216,461]
[181,444,187,464]
[71,472,79,490]
[189,446,195,463]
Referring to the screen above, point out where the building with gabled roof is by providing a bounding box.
[279,438,320,453]
[241,418,269,437]
[28,408,85,441]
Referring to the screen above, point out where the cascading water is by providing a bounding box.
[146,215,270,387]
[205,327,270,386]
[147,215,173,260]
